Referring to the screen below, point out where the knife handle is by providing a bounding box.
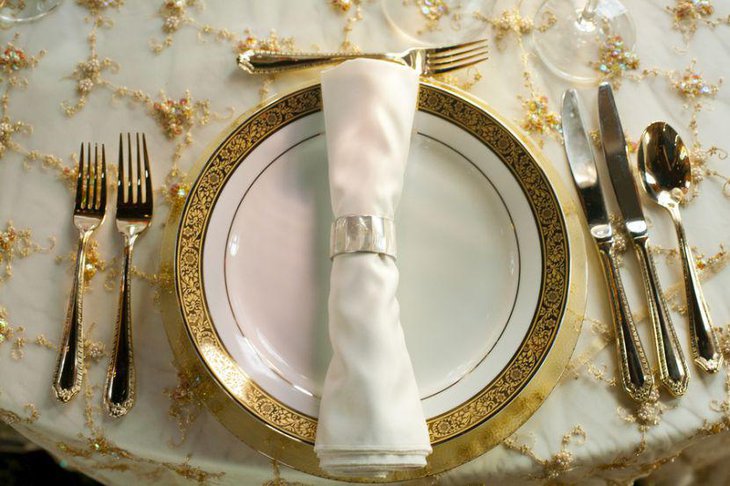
[634,237,689,397]
[596,240,655,402]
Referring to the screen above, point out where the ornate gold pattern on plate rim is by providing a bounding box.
[161,81,587,482]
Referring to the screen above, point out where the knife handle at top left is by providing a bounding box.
[596,239,655,402]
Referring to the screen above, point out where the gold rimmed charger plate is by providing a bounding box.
[160,80,586,482]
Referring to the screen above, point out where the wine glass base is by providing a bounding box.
[0,0,63,24]
[382,0,495,46]
[532,0,635,84]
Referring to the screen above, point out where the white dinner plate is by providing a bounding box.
[205,110,542,419]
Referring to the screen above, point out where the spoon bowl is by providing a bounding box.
[638,121,692,209]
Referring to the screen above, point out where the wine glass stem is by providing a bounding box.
[579,0,599,23]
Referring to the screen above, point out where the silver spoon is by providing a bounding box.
[638,121,723,373]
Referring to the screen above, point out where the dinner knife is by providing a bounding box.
[598,82,689,397]
[561,89,654,402]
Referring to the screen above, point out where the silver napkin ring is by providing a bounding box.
[329,215,396,260]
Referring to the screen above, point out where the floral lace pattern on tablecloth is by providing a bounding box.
[0,0,729,484]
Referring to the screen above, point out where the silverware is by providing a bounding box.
[638,122,723,373]
[561,89,654,402]
[598,83,689,397]
[53,143,107,402]
[237,38,488,75]
[103,133,153,417]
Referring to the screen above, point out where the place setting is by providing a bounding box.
[4,0,722,484]
[154,5,721,483]
[160,34,589,481]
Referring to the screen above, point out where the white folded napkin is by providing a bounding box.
[314,58,431,478]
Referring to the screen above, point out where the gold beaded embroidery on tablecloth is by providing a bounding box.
[0,0,728,484]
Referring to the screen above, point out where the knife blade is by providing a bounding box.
[597,82,689,397]
[561,89,654,402]
[597,83,648,238]
[562,89,611,238]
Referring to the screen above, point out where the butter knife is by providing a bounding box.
[562,89,654,402]
[598,83,689,397]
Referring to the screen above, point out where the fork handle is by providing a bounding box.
[237,51,400,74]
[104,235,137,417]
[53,230,91,402]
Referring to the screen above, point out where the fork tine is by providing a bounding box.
[93,144,99,210]
[426,47,489,64]
[75,143,85,211]
[98,144,106,211]
[428,55,488,75]
[117,133,124,207]
[142,133,153,207]
[85,142,93,211]
[127,133,133,204]
[428,50,488,67]
[136,133,142,204]
[429,38,488,55]
[427,43,488,61]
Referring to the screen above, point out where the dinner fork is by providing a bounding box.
[103,133,153,418]
[53,143,107,403]
[237,38,488,76]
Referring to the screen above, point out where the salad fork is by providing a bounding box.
[53,143,107,402]
[104,133,153,417]
[237,38,488,76]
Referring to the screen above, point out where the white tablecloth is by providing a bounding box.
[1,1,729,484]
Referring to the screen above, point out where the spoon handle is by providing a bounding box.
[670,208,723,373]
[596,240,655,402]
[634,236,690,397]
